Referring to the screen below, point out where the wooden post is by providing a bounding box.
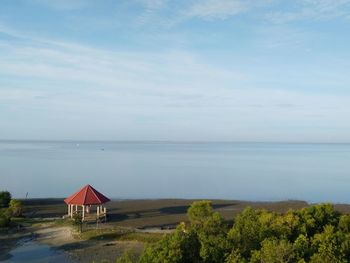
[97,206,99,217]
[104,207,107,222]
[82,205,85,220]
[67,204,70,216]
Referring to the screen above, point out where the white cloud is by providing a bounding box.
[0,25,246,111]
[30,0,90,10]
[133,0,350,26]
[1,28,349,121]
[185,0,248,19]
[266,0,350,23]
[1,20,350,141]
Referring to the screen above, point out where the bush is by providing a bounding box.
[0,214,10,227]
[0,209,11,227]
[139,225,200,263]
[116,250,136,263]
[0,191,11,208]
[9,199,23,217]
[73,212,83,233]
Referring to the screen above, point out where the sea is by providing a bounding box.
[1,140,350,203]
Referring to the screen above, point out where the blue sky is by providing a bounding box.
[1,0,350,142]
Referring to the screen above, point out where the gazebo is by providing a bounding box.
[64,184,110,221]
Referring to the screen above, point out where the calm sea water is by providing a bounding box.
[1,141,350,203]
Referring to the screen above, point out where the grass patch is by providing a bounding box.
[117,232,165,243]
[75,227,127,240]
[76,227,166,243]
[52,218,72,227]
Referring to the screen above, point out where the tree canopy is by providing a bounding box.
[137,201,350,263]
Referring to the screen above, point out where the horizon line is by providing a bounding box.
[1,139,350,144]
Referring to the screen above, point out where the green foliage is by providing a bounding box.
[250,238,295,263]
[309,225,346,262]
[339,214,350,233]
[136,202,350,263]
[0,212,10,227]
[225,249,246,263]
[72,211,83,233]
[187,200,215,231]
[9,199,23,217]
[293,234,311,260]
[297,204,340,236]
[139,225,200,263]
[0,207,13,227]
[0,191,11,208]
[0,191,15,227]
[188,201,229,263]
[228,207,264,257]
[116,250,136,263]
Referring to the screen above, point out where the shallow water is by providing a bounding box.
[0,240,70,262]
[1,141,350,202]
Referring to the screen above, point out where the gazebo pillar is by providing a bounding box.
[67,204,70,216]
[82,205,85,220]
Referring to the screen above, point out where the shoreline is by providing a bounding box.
[3,199,350,262]
[0,222,147,263]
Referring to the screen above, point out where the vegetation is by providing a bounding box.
[72,211,83,233]
[76,226,164,243]
[0,191,11,208]
[136,201,350,263]
[116,250,139,263]
[9,199,23,217]
[0,191,23,227]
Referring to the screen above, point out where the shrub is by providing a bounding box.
[0,191,11,208]
[116,250,136,263]
[0,214,10,227]
[0,209,11,227]
[9,199,23,217]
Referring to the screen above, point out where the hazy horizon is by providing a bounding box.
[2,140,350,202]
[2,139,350,144]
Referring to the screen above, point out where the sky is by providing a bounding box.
[1,0,350,142]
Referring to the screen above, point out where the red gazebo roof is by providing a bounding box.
[64,184,110,205]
